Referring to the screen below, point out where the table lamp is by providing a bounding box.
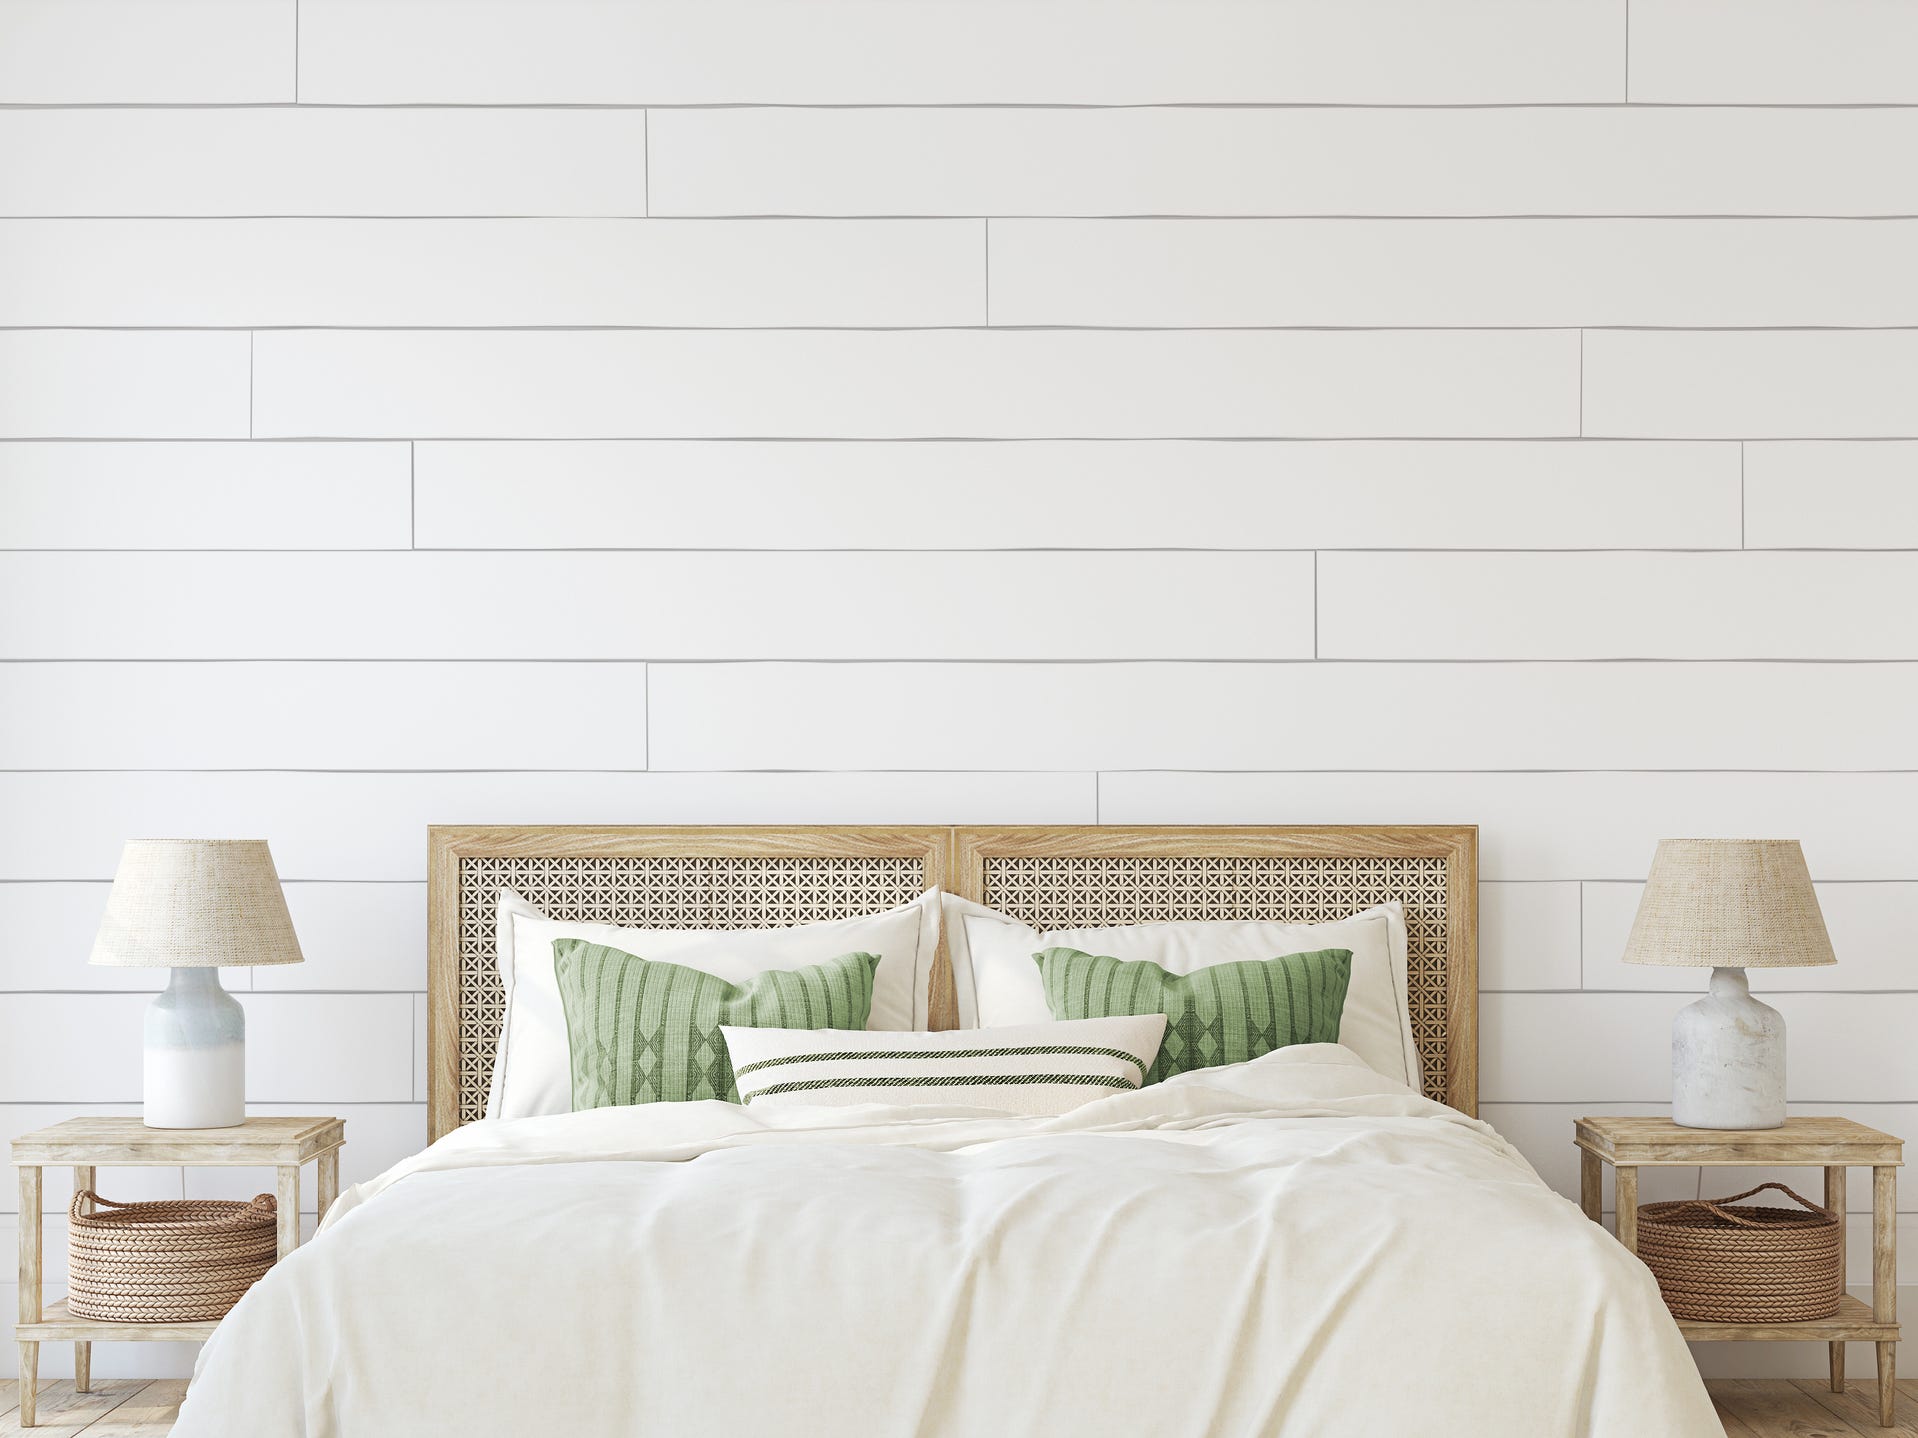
[1621,839,1835,1130]
[89,840,304,1129]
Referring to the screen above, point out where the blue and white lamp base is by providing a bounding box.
[144,967,246,1129]
[1672,965,1787,1130]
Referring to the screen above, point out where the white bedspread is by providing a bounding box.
[172,1045,1719,1437]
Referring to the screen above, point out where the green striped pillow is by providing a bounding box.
[1033,945,1353,1084]
[552,938,880,1108]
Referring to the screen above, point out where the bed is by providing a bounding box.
[169,824,1721,1437]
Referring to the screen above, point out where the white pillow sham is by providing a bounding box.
[721,1015,1168,1116]
[941,896,1420,1090]
[487,887,942,1121]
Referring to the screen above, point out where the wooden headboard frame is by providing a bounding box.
[427,824,1476,1140]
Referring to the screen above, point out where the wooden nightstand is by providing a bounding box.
[12,1116,344,1429]
[1576,1115,1902,1427]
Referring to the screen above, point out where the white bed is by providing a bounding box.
[167,825,1719,1435]
[173,1046,1718,1436]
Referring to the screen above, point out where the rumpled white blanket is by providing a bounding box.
[172,1045,1719,1437]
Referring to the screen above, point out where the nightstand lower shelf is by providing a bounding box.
[1675,1293,1899,1344]
[15,1297,222,1344]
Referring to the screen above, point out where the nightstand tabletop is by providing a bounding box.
[11,1115,345,1166]
[1575,1115,1903,1167]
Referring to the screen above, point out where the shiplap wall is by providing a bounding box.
[4,0,1916,1384]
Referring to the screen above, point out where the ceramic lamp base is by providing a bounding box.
[144,967,246,1129]
[1672,966,1786,1130]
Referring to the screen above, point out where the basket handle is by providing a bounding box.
[70,1190,279,1222]
[1660,1181,1833,1229]
[70,1189,128,1220]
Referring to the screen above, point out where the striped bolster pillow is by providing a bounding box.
[720,1015,1168,1117]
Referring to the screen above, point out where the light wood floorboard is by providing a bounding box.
[0,1380,155,1437]
[0,1377,1904,1434]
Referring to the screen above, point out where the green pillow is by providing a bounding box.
[1033,946,1353,1084]
[552,938,880,1108]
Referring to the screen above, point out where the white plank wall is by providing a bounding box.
[2,0,1914,1384]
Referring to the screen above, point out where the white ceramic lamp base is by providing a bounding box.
[1671,966,1786,1130]
[144,967,246,1129]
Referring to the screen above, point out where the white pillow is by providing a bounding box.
[488,887,942,1120]
[722,1015,1168,1116]
[941,896,1419,1090]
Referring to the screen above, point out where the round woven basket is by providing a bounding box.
[1635,1182,1843,1323]
[67,1190,279,1323]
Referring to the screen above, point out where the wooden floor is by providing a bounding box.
[0,1380,186,1436]
[0,1377,1913,1435]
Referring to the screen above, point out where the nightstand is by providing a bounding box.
[1576,1115,1902,1428]
[12,1116,344,1429]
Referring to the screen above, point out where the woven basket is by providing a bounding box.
[67,1190,279,1323]
[1636,1182,1843,1323]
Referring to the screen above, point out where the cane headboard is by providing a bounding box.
[427,824,1476,1140]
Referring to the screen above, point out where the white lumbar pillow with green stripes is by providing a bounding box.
[720,1015,1168,1116]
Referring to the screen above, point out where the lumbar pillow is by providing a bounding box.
[1033,946,1352,1084]
[721,1015,1168,1116]
[944,896,1417,1089]
[552,939,880,1108]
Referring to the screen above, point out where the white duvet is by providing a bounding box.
[173,1046,1719,1437]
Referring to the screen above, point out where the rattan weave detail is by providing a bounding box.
[980,854,1451,1101]
[450,843,1461,1126]
[455,855,928,1128]
[66,1190,279,1323]
[1635,1183,1843,1323]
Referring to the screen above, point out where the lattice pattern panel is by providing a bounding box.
[981,854,1451,1100]
[455,855,928,1128]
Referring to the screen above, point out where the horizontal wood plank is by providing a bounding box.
[254,329,1580,439]
[261,996,422,1104]
[0,0,292,103]
[1485,1104,1917,1216]
[1480,882,1583,992]
[1099,770,1918,882]
[0,333,249,439]
[299,0,1621,104]
[650,662,1918,773]
[0,553,1313,659]
[16,1298,219,1344]
[1680,1294,1896,1343]
[12,1115,342,1164]
[1745,443,1918,549]
[1631,0,1918,103]
[1586,332,1918,439]
[0,661,650,766]
[0,109,647,218]
[0,442,410,550]
[0,219,982,328]
[0,881,423,993]
[415,439,1739,550]
[1319,552,1918,659]
[0,771,1097,881]
[651,107,1918,218]
[1576,1114,1901,1163]
[1484,992,1918,1103]
[0,995,412,1103]
[990,219,1918,328]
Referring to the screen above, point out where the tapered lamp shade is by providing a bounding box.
[90,840,302,1129]
[1622,839,1833,1131]
[1621,839,1835,970]
[90,840,303,969]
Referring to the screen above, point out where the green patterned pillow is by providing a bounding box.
[552,939,880,1108]
[1033,946,1353,1084]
